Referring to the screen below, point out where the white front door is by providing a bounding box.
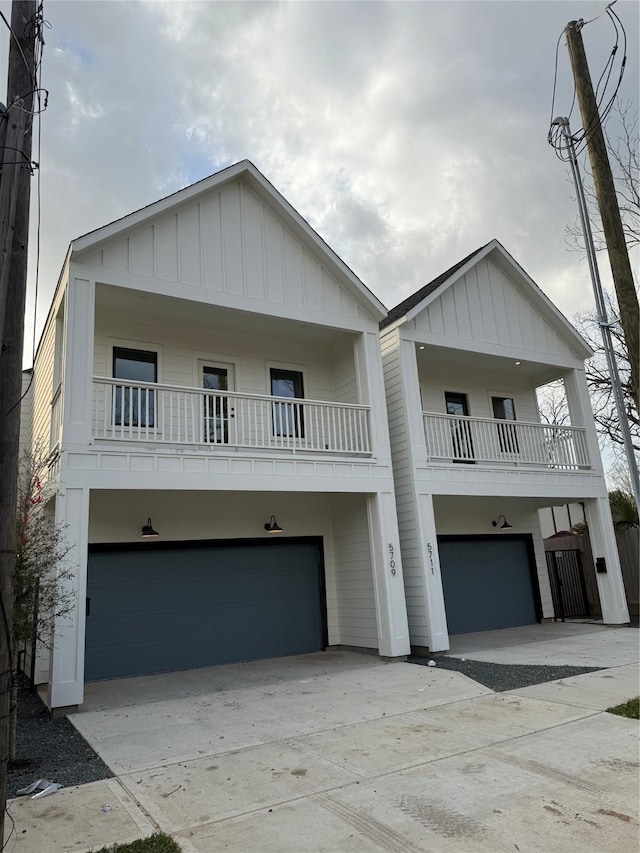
[199,361,235,444]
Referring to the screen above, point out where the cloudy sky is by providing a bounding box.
[1,0,638,359]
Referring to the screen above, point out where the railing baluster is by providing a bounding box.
[421,410,591,471]
[92,378,372,456]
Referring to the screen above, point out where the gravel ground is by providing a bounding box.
[7,688,112,798]
[409,655,601,692]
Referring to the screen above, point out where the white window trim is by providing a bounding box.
[107,338,163,382]
[265,360,306,398]
[192,352,239,390]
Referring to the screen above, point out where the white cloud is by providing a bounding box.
[1,0,635,357]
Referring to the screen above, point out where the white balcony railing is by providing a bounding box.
[423,411,591,470]
[92,378,371,455]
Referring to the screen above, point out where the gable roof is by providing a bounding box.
[380,244,487,329]
[381,239,592,359]
[70,160,387,320]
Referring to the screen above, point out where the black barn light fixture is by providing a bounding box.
[141,517,159,538]
[492,515,512,530]
[264,515,283,534]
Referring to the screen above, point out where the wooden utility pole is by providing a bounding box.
[0,1,37,840]
[566,19,640,413]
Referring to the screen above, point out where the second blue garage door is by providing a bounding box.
[85,540,326,681]
[438,536,539,635]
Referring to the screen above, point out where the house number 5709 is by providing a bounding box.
[388,543,397,576]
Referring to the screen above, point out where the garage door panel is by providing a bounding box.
[85,541,324,681]
[439,537,538,635]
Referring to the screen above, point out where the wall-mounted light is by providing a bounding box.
[264,515,283,534]
[141,517,159,538]
[492,515,512,530]
[419,345,425,350]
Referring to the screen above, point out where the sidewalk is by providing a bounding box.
[4,648,638,853]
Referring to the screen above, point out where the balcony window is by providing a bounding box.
[270,368,304,438]
[113,347,157,428]
[492,396,519,454]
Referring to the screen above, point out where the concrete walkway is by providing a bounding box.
[447,622,640,667]
[5,630,639,853]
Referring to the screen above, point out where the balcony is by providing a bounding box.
[92,378,371,456]
[422,412,591,471]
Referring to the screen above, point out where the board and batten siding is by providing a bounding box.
[411,257,578,361]
[330,494,377,649]
[419,363,541,422]
[380,329,429,640]
[78,179,369,323]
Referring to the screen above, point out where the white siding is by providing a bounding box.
[30,308,58,453]
[414,258,577,360]
[333,338,358,404]
[330,493,377,649]
[419,363,540,422]
[433,496,553,618]
[93,313,338,402]
[380,329,428,640]
[79,179,364,321]
[19,371,33,453]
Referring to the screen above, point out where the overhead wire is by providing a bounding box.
[547,3,628,161]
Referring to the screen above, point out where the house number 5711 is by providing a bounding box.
[388,543,396,576]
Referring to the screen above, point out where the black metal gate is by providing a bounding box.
[546,549,590,620]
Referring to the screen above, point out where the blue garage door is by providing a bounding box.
[438,537,538,635]
[85,540,325,681]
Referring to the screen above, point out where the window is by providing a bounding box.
[492,396,519,453]
[270,368,304,438]
[113,347,157,427]
[444,391,474,462]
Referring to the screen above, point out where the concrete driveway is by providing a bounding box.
[8,626,640,853]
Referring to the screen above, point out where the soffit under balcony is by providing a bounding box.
[94,282,355,350]
[69,161,384,326]
[415,343,567,386]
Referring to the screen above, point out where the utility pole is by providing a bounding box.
[565,19,640,415]
[552,117,640,507]
[0,1,37,840]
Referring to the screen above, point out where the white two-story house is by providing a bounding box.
[380,240,629,653]
[26,161,411,712]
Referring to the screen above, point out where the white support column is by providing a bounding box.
[48,486,90,710]
[416,492,450,651]
[355,331,393,464]
[366,491,411,657]
[399,339,429,466]
[563,367,603,474]
[584,497,630,624]
[62,275,95,446]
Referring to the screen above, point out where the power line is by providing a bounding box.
[548,8,627,161]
